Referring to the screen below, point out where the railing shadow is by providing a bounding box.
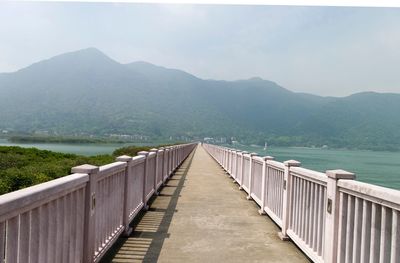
[100,151,195,263]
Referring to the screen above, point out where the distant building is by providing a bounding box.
[34,130,49,135]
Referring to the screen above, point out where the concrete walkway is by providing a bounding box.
[101,146,309,263]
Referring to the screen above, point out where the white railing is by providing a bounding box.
[203,143,400,263]
[0,143,196,263]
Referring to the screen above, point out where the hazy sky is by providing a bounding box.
[1,2,399,96]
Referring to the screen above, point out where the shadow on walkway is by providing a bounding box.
[100,151,195,263]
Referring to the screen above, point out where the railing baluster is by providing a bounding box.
[391,210,400,262]
[19,211,30,263]
[6,216,19,263]
[380,206,391,263]
[0,222,5,263]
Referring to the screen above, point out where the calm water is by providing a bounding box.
[1,139,399,190]
[0,139,160,156]
[233,144,400,190]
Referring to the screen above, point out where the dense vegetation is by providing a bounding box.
[0,144,174,195]
[1,48,400,151]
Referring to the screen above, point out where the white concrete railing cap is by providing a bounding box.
[250,152,258,156]
[116,155,132,162]
[262,156,274,161]
[326,169,355,180]
[284,160,301,167]
[150,148,158,152]
[71,164,99,174]
[137,151,149,156]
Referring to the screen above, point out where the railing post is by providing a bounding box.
[239,151,248,190]
[226,149,232,176]
[116,155,134,237]
[247,153,258,200]
[173,146,177,171]
[231,150,237,178]
[168,146,172,176]
[279,160,301,241]
[258,156,274,215]
[138,151,149,210]
[233,150,241,181]
[228,149,232,174]
[324,169,355,263]
[171,146,175,172]
[71,164,99,263]
[159,147,165,186]
[150,148,159,195]
[164,147,169,182]
[233,150,240,182]
[224,148,227,168]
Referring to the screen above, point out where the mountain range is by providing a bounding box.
[1,48,399,150]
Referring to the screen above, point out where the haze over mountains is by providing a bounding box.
[0,48,399,150]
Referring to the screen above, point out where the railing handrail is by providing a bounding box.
[291,166,328,185]
[0,173,88,219]
[338,179,400,209]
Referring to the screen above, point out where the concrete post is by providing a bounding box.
[173,146,177,171]
[239,151,248,190]
[247,153,258,200]
[71,164,99,263]
[171,146,175,172]
[225,149,229,173]
[158,147,166,186]
[226,149,231,176]
[116,155,133,237]
[150,148,159,195]
[164,147,169,181]
[233,150,243,183]
[138,151,149,210]
[166,147,171,179]
[225,148,229,170]
[220,148,224,166]
[169,146,173,176]
[324,169,355,263]
[228,149,233,174]
[224,148,228,170]
[258,156,274,215]
[231,150,240,180]
[279,160,301,241]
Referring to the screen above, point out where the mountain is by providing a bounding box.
[0,48,399,150]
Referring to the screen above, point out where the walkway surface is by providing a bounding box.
[101,146,309,263]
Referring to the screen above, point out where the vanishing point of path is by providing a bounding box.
[101,146,309,263]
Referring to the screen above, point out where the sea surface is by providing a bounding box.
[0,139,160,156]
[1,139,399,190]
[232,143,400,190]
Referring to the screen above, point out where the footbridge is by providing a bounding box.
[0,143,399,262]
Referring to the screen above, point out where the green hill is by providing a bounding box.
[1,48,399,150]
